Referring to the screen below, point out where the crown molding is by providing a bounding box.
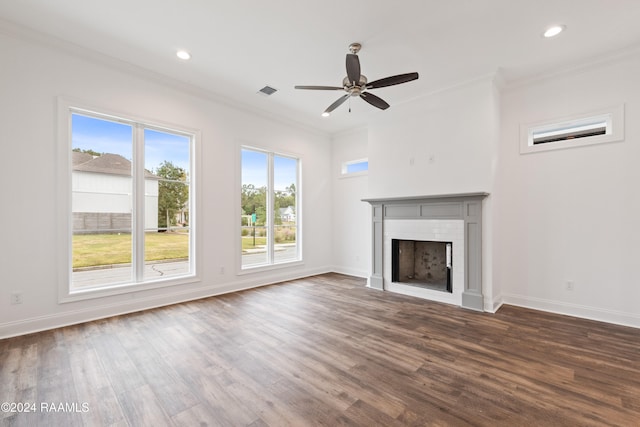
[0,18,331,138]
[502,42,640,93]
[331,124,369,140]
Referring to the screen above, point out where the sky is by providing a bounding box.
[72,114,297,189]
[242,149,297,190]
[346,160,368,173]
[71,113,190,172]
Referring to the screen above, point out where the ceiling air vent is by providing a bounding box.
[257,85,278,96]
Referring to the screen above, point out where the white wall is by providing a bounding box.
[495,52,640,327]
[0,30,332,338]
[333,59,640,326]
[3,24,639,337]
[367,77,497,199]
[331,127,370,277]
[365,77,499,309]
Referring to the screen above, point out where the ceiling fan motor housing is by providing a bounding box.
[343,75,368,96]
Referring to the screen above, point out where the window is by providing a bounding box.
[59,100,197,297]
[341,158,368,176]
[532,119,606,144]
[241,147,300,269]
[520,105,624,154]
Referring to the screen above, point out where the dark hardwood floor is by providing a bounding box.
[1,273,639,426]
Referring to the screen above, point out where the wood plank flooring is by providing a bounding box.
[1,273,639,426]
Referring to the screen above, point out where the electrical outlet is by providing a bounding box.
[565,281,575,291]
[219,266,225,275]
[11,292,23,305]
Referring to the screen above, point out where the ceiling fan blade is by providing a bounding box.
[324,94,350,115]
[294,85,344,90]
[361,92,390,110]
[346,53,361,85]
[366,72,419,89]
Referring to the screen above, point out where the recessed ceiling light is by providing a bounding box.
[543,25,565,38]
[176,50,191,60]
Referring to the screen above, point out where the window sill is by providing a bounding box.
[237,259,304,276]
[339,171,368,179]
[59,273,201,303]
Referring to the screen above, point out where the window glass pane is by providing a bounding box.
[345,160,368,174]
[532,120,607,145]
[241,149,269,267]
[71,113,133,289]
[144,129,191,279]
[273,155,297,263]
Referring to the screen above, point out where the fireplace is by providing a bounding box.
[392,239,452,293]
[363,193,488,311]
[383,219,463,306]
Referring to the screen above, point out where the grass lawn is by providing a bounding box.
[75,232,287,268]
[241,236,267,251]
[73,232,189,268]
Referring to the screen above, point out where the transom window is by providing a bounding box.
[532,119,607,144]
[241,147,300,269]
[520,105,624,154]
[60,101,197,297]
[341,158,369,175]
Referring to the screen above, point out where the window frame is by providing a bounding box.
[520,104,624,154]
[238,145,302,274]
[57,97,201,303]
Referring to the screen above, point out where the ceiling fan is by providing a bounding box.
[295,42,419,116]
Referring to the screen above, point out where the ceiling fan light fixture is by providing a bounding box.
[543,25,565,38]
[176,50,191,60]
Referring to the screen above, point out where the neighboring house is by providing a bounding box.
[278,206,295,222]
[72,152,159,232]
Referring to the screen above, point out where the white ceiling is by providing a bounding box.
[2,0,640,134]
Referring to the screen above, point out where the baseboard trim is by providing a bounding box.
[484,294,504,313]
[501,293,640,329]
[330,265,368,279]
[0,266,332,339]
[5,273,638,339]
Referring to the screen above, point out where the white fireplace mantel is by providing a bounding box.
[362,192,488,311]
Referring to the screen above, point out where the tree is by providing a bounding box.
[155,161,189,230]
[241,182,295,226]
[72,147,102,156]
[241,184,267,225]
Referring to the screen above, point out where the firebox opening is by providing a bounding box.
[391,239,452,293]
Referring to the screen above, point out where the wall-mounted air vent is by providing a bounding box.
[257,86,278,96]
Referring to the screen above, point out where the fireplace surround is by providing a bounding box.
[363,193,488,311]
